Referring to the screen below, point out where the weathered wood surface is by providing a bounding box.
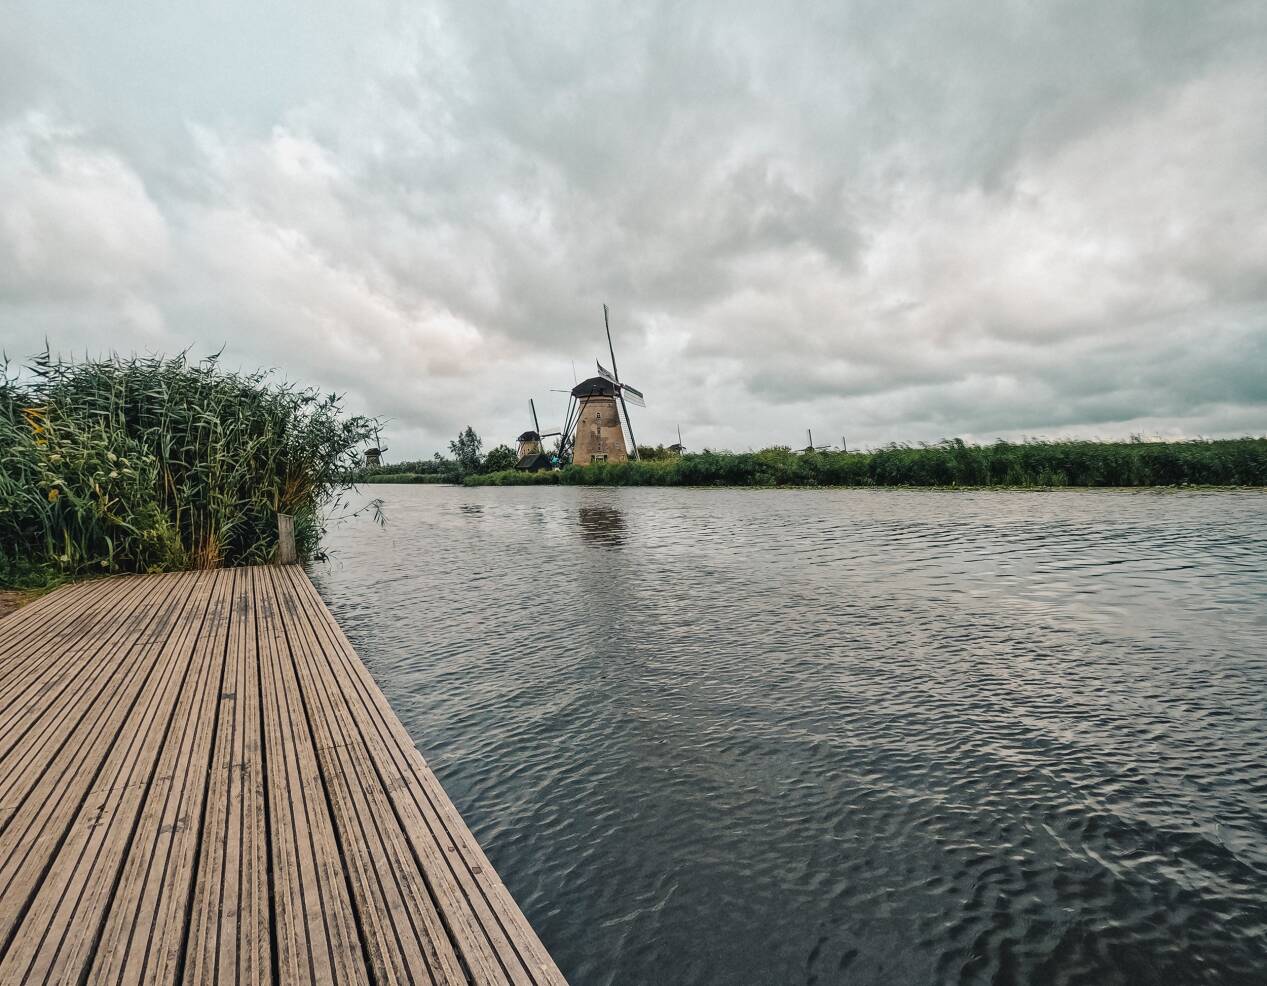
[0,566,567,986]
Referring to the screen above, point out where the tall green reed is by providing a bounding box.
[1,350,378,583]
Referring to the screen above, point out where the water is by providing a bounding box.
[308,486,1267,985]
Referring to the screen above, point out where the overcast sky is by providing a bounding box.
[2,2,1264,457]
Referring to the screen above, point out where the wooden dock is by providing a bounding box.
[0,566,567,985]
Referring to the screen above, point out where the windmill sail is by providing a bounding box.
[596,361,617,384]
[620,383,645,407]
[603,303,641,458]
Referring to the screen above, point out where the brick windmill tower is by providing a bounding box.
[560,305,646,465]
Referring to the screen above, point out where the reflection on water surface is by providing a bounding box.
[310,486,1267,986]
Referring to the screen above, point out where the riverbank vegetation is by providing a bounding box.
[1,351,377,588]
[464,438,1267,488]
[356,426,516,484]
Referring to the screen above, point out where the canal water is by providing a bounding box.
[309,486,1267,985]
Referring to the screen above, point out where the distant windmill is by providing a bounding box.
[559,304,646,464]
[364,428,388,467]
[803,429,831,453]
[669,425,686,456]
[515,398,561,471]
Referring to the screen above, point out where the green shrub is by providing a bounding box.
[1,350,377,583]
[462,438,1267,489]
[361,473,450,484]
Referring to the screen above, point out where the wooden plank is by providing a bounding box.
[0,570,215,983]
[268,564,468,986]
[0,566,568,985]
[279,565,567,986]
[0,573,175,781]
[182,568,272,986]
[254,567,369,985]
[0,572,181,845]
[0,573,161,714]
[276,513,297,565]
[89,568,236,985]
[0,576,195,941]
[0,575,116,668]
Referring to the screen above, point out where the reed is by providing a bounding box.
[465,438,1267,488]
[1,350,378,585]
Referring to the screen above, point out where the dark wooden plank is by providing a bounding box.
[90,568,236,985]
[0,571,216,983]
[0,567,178,790]
[182,568,272,986]
[255,567,369,985]
[269,564,466,986]
[0,573,168,729]
[0,575,117,672]
[279,565,568,986]
[0,566,569,985]
[0,573,180,836]
[0,574,198,960]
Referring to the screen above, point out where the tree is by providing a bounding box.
[483,444,517,472]
[448,426,483,472]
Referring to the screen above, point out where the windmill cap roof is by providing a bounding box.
[516,430,540,442]
[571,376,618,398]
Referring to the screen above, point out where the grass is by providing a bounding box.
[1,350,378,586]
[358,473,450,484]
[464,438,1267,488]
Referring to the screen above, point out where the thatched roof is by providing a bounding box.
[571,376,618,398]
[515,452,554,471]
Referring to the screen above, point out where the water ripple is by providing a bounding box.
[310,486,1267,985]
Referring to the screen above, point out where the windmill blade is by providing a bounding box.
[603,302,639,458]
[603,304,620,382]
[539,430,561,437]
[530,398,541,434]
[558,393,579,461]
[596,361,616,384]
[619,384,645,408]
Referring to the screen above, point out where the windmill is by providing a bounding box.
[669,425,686,456]
[803,429,831,453]
[515,399,561,471]
[364,428,388,468]
[559,304,646,464]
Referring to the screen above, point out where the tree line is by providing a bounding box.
[463,438,1267,488]
[356,426,516,483]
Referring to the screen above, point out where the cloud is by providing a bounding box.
[1,0,1264,455]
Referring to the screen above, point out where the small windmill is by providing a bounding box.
[559,304,646,464]
[515,398,561,471]
[364,428,388,467]
[803,429,831,453]
[669,425,686,456]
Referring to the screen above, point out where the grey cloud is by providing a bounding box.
[1,1,1264,456]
